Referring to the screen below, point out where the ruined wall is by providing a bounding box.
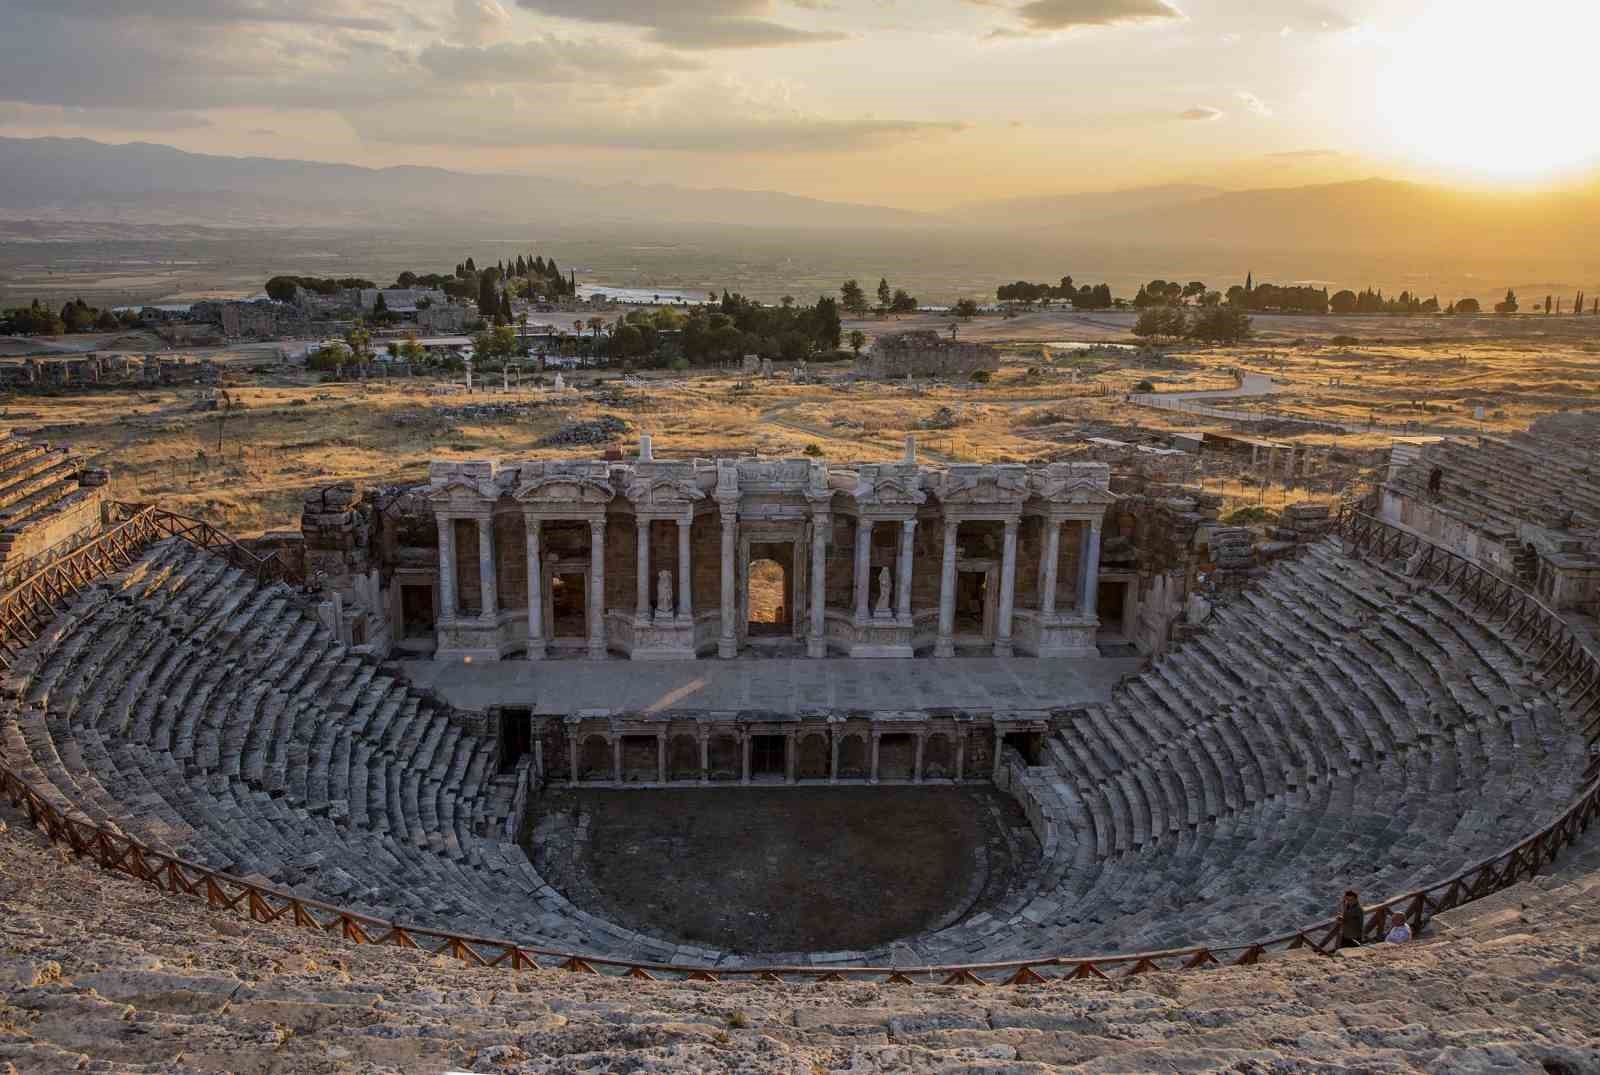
[858,331,1001,380]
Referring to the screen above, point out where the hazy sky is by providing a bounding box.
[2,0,1596,209]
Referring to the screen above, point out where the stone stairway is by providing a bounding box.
[3,796,1599,1074]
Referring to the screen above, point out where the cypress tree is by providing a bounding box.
[500,290,512,320]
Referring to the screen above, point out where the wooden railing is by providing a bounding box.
[0,507,1596,984]
[105,502,301,587]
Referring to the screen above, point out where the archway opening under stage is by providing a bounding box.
[526,786,1041,954]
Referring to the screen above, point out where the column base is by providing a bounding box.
[934,637,956,658]
[992,640,1014,658]
[526,642,547,661]
[806,638,827,659]
[718,638,738,658]
[586,642,607,659]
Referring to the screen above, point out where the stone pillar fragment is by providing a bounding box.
[741,733,752,785]
[870,730,881,784]
[588,519,607,659]
[677,518,692,622]
[636,519,651,619]
[896,519,916,624]
[526,518,544,659]
[853,519,872,622]
[1079,520,1102,621]
[611,735,621,784]
[436,514,456,621]
[719,511,737,658]
[477,514,497,621]
[1040,519,1061,616]
[808,512,829,659]
[995,517,1019,657]
[656,731,666,784]
[936,518,958,658]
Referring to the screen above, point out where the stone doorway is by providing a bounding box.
[751,734,786,779]
[498,707,531,774]
[548,571,587,641]
[400,583,434,638]
[953,564,997,645]
[1097,578,1131,638]
[746,558,789,637]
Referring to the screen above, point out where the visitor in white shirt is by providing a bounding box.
[1384,911,1412,944]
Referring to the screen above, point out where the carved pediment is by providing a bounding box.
[1034,476,1119,506]
[938,469,1029,506]
[513,476,615,505]
[426,475,498,504]
[854,474,926,507]
[624,476,707,507]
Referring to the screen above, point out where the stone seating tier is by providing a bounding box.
[0,535,1588,971]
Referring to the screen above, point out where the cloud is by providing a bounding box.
[513,0,842,49]
[10,0,397,32]
[419,39,699,86]
[979,0,1183,33]
[453,0,512,43]
[1179,106,1221,121]
[649,18,848,48]
[1266,148,1343,159]
[1234,90,1272,117]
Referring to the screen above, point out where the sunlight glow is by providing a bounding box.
[1374,0,1600,183]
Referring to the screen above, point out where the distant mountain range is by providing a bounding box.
[2,137,1598,266]
[0,137,928,232]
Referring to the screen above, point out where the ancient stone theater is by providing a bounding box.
[0,421,1597,996]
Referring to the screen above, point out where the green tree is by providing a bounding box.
[848,329,867,356]
[840,279,867,316]
[1186,306,1252,343]
[954,298,980,320]
[876,278,891,312]
[889,288,917,314]
[1133,307,1189,343]
[1495,289,1519,314]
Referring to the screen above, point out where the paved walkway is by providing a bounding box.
[400,655,1142,715]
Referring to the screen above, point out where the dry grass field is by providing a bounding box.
[3,323,1597,537]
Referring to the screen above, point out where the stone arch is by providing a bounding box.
[837,733,868,779]
[923,733,954,779]
[578,734,611,781]
[797,732,829,780]
[748,557,788,637]
[668,734,700,782]
[707,734,740,781]
[962,729,993,780]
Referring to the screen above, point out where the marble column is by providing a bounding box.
[896,519,916,624]
[676,518,692,622]
[808,512,829,658]
[587,518,607,659]
[954,735,966,783]
[610,734,622,783]
[525,518,544,659]
[993,726,1006,779]
[698,730,709,785]
[913,732,925,783]
[1040,519,1061,617]
[656,731,666,784]
[741,733,752,785]
[870,730,881,784]
[436,514,456,621]
[474,514,497,622]
[785,733,797,784]
[1078,520,1102,620]
[853,518,872,622]
[935,518,958,658]
[829,732,840,784]
[718,510,737,658]
[567,729,579,787]
[635,519,651,619]
[994,517,1019,657]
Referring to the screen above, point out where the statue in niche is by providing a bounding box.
[876,566,893,616]
[656,569,674,619]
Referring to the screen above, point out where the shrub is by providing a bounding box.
[1223,505,1272,526]
[970,370,991,384]
[1330,335,1359,346]
[1135,379,1155,393]
[802,443,824,457]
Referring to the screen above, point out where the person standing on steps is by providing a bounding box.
[1338,889,1365,948]
[1427,465,1443,497]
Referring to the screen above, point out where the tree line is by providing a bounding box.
[839,277,917,316]
[996,277,1114,309]
[1,297,133,335]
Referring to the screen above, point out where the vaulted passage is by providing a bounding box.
[528,786,1038,954]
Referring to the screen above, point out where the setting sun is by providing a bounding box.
[1375,0,1600,183]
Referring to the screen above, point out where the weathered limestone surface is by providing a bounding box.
[855,330,1002,380]
[2,804,1600,1074]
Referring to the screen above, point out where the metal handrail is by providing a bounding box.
[0,507,1595,984]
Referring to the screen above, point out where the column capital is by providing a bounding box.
[1003,515,1021,535]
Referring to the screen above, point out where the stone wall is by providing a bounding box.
[857,331,1001,380]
